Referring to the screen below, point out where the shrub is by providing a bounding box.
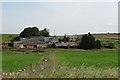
[95,40,102,49]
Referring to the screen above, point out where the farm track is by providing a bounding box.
[2,49,119,78]
[2,49,59,78]
[38,49,58,75]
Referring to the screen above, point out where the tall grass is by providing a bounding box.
[2,65,119,78]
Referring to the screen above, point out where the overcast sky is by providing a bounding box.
[2,1,118,35]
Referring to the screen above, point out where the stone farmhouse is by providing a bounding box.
[10,35,78,49]
[12,36,59,49]
[13,36,47,49]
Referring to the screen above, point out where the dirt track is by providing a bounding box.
[2,49,119,78]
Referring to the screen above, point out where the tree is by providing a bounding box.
[79,34,87,49]
[19,27,39,37]
[95,40,102,49]
[39,28,50,37]
[32,27,40,36]
[19,27,50,37]
[79,32,103,49]
[79,32,96,49]
[87,33,96,49]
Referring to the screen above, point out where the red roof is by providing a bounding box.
[66,42,77,46]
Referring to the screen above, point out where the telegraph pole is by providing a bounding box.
[54,29,55,36]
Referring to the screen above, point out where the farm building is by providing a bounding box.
[55,42,68,48]
[11,35,79,49]
[66,35,78,42]
[66,42,78,47]
[12,36,59,49]
[55,42,78,48]
[13,36,47,49]
[44,37,59,44]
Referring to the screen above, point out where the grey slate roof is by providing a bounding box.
[44,37,59,42]
[14,36,45,45]
[14,36,59,45]
[55,42,68,47]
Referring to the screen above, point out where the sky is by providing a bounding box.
[1,0,119,35]
[1,0,119,2]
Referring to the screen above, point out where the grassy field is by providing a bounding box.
[2,49,119,78]
[1,34,18,43]
[2,51,43,72]
[0,52,2,72]
[2,49,118,71]
[1,33,119,78]
[56,49,118,69]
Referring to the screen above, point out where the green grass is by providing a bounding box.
[2,49,119,78]
[2,51,42,72]
[0,52,2,72]
[1,34,18,43]
[1,33,119,78]
[118,44,120,48]
[56,49,118,69]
